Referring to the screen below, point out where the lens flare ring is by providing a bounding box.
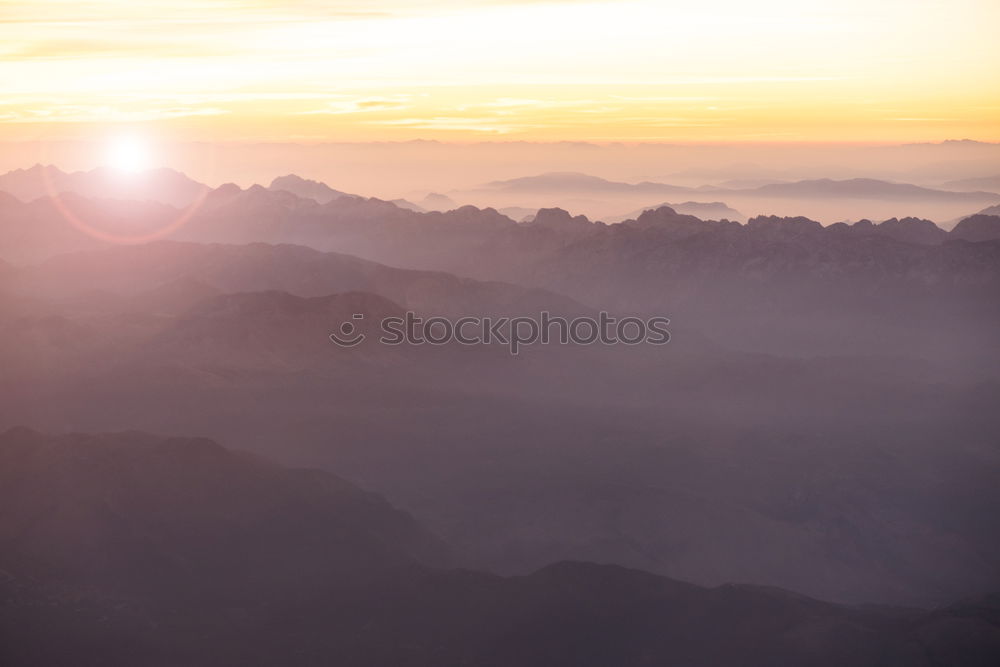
[37,141,217,245]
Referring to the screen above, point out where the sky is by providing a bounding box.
[1,0,999,144]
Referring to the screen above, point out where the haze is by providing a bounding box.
[2,2,1000,665]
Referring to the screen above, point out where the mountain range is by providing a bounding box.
[458,171,1000,222]
[6,239,586,318]
[476,171,1000,202]
[1,163,1000,664]
[268,173,357,203]
[2,428,998,667]
[0,164,209,208]
[942,174,1000,192]
[1,229,998,608]
[605,200,746,223]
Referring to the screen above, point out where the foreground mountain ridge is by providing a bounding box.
[2,428,998,667]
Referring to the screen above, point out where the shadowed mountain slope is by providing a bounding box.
[6,240,587,318]
[951,214,1000,242]
[1,428,997,667]
[0,428,447,595]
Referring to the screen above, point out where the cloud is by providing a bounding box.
[297,97,412,115]
[0,1,997,142]
[368,116,532,133]
[4,105,229,123]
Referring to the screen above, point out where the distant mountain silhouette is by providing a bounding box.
[6,171,1000,267]
[3,187,998,356]
[481,171,693,195]
[473,173,1000,205]
[527,207,593,231]
[941,174,1000,192]
[390,198,425,212]
[607,200,745,223]
[268,173,357,203]
[0,184,502,262]
[207,182,320,216]
[0,164,209,207]
[715,177,789,188]
[499,206,537,221]
[419,192,458,211]
[0,191,182,262]
[7,188,999,330]
[747,178,1000,202]
[509,207,1000,311]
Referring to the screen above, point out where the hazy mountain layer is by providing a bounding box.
[2,428,997,667]
[1,238,998,606]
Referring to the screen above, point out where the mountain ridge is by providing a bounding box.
[1,427,998,666]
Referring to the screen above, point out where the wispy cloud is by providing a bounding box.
[4,105,229,123]
[296,97,412,115]
[0,1,997,142]
[368,117,533,134]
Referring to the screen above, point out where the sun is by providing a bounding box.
[106,135,151,173]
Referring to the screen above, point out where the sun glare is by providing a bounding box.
[106,135,150,173]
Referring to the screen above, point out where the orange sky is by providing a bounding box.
[2,0,999,143]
